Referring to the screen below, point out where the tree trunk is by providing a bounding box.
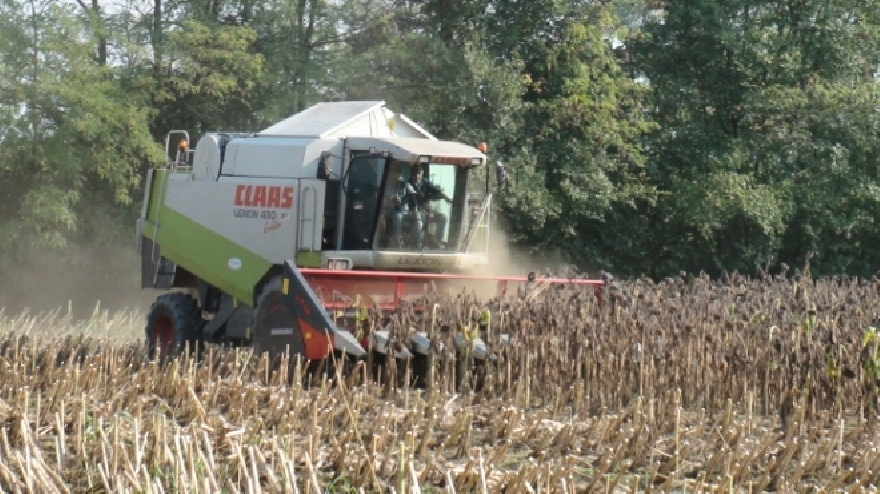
[152,0,162,76]
[92,0,106,65]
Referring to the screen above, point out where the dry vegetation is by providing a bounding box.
[5,266,880,493]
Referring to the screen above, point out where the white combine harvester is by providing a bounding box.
[136,100,605,386]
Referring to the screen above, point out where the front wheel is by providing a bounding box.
[145,292,204,362]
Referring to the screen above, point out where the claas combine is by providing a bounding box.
[136,100,608,386]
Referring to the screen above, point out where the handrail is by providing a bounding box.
[458,193,491,252]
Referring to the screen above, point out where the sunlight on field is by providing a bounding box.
[0,302,145,342]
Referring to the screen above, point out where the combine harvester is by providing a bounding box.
[136,101,607,385]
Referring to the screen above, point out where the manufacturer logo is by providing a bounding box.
[432,156,471,165]
[397,256,447,267]
[228,258,242,270]
[234,185,294,209]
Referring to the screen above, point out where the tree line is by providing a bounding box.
[2,0,880,311]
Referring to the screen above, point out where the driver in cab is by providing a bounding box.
[390,165,451,248]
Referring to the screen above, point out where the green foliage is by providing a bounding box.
[154,19,265,136]
[494,4,658,265]
[0,0,162,256]
[249,0,351,122]
[621,0,880,277]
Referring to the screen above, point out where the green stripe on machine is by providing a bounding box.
[296,251,322,268]
[143,170,272,305]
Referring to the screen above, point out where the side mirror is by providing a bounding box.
[318,155,330,180]
[496,161,510,190]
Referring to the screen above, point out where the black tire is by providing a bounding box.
[145,292,204,362]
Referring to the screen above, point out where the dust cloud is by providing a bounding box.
[465,220,564,277]
[0,241,157,322]
[453,217,597,302]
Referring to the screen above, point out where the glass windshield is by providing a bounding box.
[375,160,468,251]
[341,154,387,250]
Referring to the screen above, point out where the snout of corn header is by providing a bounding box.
[275,260,366,359]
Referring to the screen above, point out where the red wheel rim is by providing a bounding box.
[154,315,174,355]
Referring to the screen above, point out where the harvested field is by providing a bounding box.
[3,269,880,492]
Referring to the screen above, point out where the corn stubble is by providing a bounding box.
[4,270,880,492]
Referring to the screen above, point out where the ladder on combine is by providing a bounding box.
[146,130,192,289]
[459,193,492,253]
